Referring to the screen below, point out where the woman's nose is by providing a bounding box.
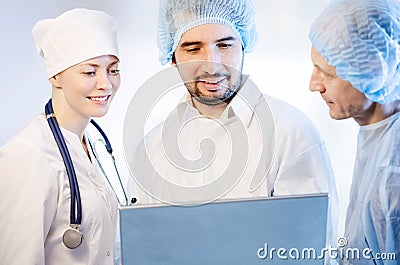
[97,72,113,90]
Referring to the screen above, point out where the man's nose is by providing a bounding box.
[309,67,326,93]
[200,48,223,75]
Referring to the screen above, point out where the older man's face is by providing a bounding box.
[309,47,375,125]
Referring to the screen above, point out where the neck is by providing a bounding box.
[51,94,89,141]
[354,100,400,126]
[191,98,229,119]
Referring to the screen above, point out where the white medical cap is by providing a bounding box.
[32,8,119,79]
[157,0,258,65]
[309,0,400,104]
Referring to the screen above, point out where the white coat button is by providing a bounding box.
[107,251,111,256]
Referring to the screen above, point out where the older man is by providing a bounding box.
[309,0,400,264]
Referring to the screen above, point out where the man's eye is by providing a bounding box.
[186,48,200,53]
[324,72,336,80]
[218,43,232,48]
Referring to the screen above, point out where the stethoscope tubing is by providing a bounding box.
[90,120,129,206]
[90,120,112,153]
[45,99,82,225]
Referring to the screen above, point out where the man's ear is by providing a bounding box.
[171,53,176,65]
[49,75,61,88]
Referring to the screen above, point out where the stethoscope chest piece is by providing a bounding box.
[63,226,83,249]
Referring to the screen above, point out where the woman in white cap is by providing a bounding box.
[0,8,121,265]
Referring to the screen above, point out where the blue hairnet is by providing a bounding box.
[157,0,258,65]
[309,0,400,104]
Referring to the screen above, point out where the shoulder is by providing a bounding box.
[2,115,51,150]
[261,95,324,143]
[0,115,59,181]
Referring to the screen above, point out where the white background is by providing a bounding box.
[0,0,358,236]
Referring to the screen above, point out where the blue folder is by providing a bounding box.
[119,194,328,265]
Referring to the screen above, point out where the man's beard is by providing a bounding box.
[189,72,243,106]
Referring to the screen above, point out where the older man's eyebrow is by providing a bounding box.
[314,64,335,76]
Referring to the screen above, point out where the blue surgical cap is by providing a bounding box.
[309,0,400,104]
[157,0,258,65]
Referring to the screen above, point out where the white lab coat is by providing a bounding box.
[128,78,338,261]
[0,115,118,265]
[130,77,336,202]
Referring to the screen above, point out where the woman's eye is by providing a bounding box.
[109,69,120,75]
[83,71,96,76]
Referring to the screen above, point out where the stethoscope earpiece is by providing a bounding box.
[63,226,83,249]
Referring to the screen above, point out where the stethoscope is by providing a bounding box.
[45,98,134,249]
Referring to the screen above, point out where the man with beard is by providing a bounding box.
[129,0,337,219]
